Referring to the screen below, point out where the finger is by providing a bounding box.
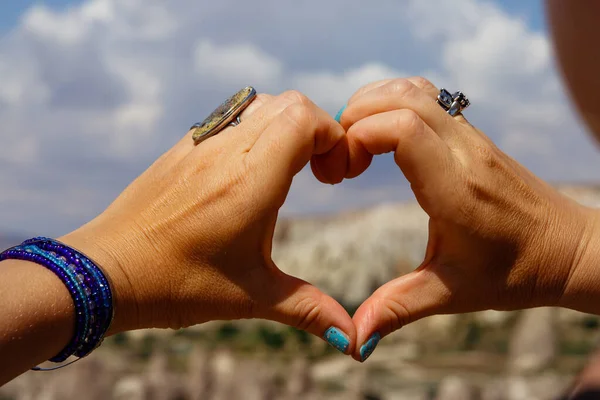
[347,79,393,105]
[237,93,272,120]
[345,110,454,193]
[336,76,464,130]
[351,268,450,362]
[343,76,479,151]
[405,77,472,127]
[214,92,276,146]
[336,77,435,124]
[340,78,455,136]
[346,77,439,106]
[406,76,440,98]
[337,76,473,133]
[332,80,409,178]
[256,269,356,355]
[310,135,349,185]
[164,93,274,169]
[191,92,301,157]
[335,76,438,125]
[227,91,323,152]
[248,101,347,194]
[210,92,274,140]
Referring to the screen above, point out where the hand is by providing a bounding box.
[59,90,356,353]
[337,77,600,361]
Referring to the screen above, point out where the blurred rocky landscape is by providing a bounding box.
[3,184,600,399]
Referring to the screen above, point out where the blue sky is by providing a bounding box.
[1,0,598,237]
[0,0,546,31]
[500,0,545,30]
[0,0,74,30]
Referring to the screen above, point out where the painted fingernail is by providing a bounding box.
[334,104,347,123]
[359,332,381,362]
[323,326,350,354]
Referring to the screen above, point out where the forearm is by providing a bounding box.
[0,259,73,384]
[0,227,152,385]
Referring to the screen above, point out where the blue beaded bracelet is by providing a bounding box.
[0,237,114,369]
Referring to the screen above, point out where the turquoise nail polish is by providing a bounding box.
[359,332,381,362]
[334,104,347,123]
[323,327,350,354]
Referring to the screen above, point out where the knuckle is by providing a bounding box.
[410,76,436,91]
[239,93,272,118]
[354,82,380,99]
[354,86,371,99]
[381,296,411,333]
[252,93,272,107]
[281,89,311,106]
[292,296,322,332]
[386,78,416,98]
[282,102,314,129]
[395,109,423,136]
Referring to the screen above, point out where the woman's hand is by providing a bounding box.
[59,90,356,353]
[337,77,600,361]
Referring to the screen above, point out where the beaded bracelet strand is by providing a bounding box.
[0,237,114,370]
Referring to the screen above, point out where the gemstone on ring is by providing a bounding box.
[191,86,256,145]
[437,88,454,110]
[437,88,470,117]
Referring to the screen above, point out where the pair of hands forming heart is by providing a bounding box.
[60,77,599,362]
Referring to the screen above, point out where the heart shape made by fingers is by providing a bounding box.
[302,76,591,362]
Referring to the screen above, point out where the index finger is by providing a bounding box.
[346,78,439,107]
[341,78,450,135]
[248,101,347,201]
[347,79,393,105]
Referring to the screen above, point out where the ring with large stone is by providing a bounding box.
[436,88,470,117]
[191,86,257,145]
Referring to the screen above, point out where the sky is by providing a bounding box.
[1,0,599,237]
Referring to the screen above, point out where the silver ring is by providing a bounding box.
[228,115,243,127]
[191,86,256,145]
[437,88,470,117]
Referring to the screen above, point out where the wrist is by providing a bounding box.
[58,226,140,335]
[557,207,600,313]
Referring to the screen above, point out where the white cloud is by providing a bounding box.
[294,63,405,110]
[406,0,502,40]
[0,57,49,107]
[0,0,598,235]
[194,40,284,88]
[443,16,550,100]
[283,162,410,216]
[107,59,163,154]
[23,6,93,46]
[402,0,598,179]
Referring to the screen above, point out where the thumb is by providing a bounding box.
[256,268,356,355]
[351,267,450,362]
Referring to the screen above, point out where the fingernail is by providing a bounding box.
[323,326,350,354]
[334,104,347,123]
[359,332,381,362]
